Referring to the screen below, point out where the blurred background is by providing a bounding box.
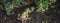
[0,0,60,23]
